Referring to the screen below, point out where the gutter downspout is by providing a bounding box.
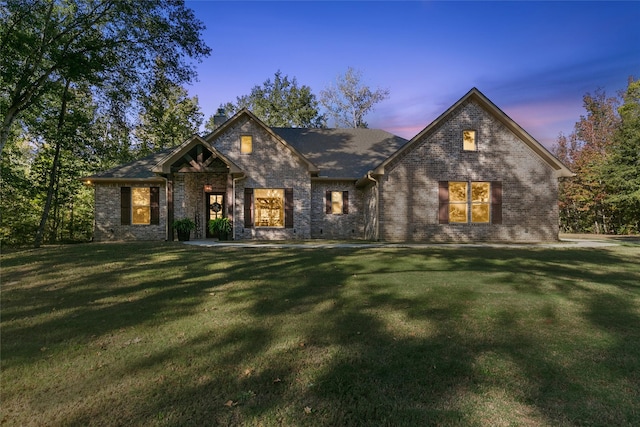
[366,172,380,241]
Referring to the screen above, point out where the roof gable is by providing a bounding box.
[204,109,320,174]
[152,135,243,175]
[373,88,573,178]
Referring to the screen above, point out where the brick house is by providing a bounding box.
[83,88,572,242]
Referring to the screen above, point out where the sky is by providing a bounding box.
[184,0,640,148]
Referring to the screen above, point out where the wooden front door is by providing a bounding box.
[206,192,225,238]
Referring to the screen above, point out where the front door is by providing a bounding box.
[206,193,225,238]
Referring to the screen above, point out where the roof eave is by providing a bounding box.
[312,176,358,182]
[81,177,166,184]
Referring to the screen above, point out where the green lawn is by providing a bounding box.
[2,242,639,426]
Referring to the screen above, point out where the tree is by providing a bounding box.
[320,67,390,128]
[0,134,39,245]
[30,80,99,246]
[603,78,640,233]
[134,59,203,156]
[553,132,582,232]
[553,88,621,233]
[0,79,97,246]
[0,0,211,156]
[1,0,210,247]
[216,71,326,128]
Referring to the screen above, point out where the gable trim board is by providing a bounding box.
[83,88,572,242]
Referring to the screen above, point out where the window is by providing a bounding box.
[132,188,151,224]
[121,187,160,225]
[326,191,349,214]
[241,135,253,153]
[448,181,489,223]
[255,189,284,227]
[470,182,490,223]
[244,188,293,228]
[448,182,468,223]
[463,130,477,151]
[439,181,501,224]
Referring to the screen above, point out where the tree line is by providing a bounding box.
[552,78,639,235]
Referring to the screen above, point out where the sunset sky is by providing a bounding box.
[185,1,640,148]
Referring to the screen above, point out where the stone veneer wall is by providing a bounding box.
[210,116,312,240]
[94,182,167,241]
[310,180,363,239]
[379,99,559,242]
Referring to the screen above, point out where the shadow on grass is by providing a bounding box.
[2,243,639,425]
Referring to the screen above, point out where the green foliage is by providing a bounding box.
[172,218,196,232]
[208,217,232,235]
[320,66,390,128]
[134,58,203,156]
[217,71,326,128]
[0,136,39,245]
[1,81,96,246]
[603,79,640,233]
[0,0,211,155]
[553,86,623,233]
[0,0,210,245]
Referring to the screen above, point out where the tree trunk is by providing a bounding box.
[34,79,70,248]
[51,170,61,242]
[0,107,18,158]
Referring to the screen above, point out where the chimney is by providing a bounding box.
[213,108,227,128]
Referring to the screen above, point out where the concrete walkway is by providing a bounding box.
[183,237,619,249]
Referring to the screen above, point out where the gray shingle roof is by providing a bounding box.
[271,128,408,178]
[86,148,173,180]
[85,128,408,181]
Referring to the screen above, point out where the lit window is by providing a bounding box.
[331,191,343,214]
[463,130,477,151]
[471,182,490,223]
[448,182,490,223]
[255,188,284,227]
[241,135,253,153]
[448,182,468,223]
[132,187,150,224]
[326,191,348,215]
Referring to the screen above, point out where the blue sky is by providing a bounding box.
[185,1,639,148]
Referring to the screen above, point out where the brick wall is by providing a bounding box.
[94,182,167,241]
[210,116,312,240]
[310,180,363,239]
[379,99,560,242]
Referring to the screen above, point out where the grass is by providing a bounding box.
[1,241,639,426]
